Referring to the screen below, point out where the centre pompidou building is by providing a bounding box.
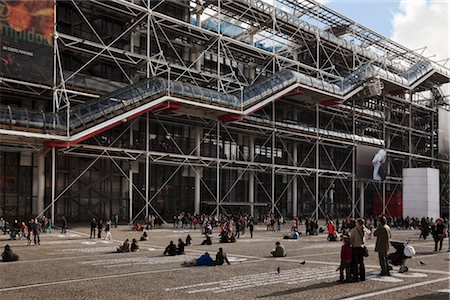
[0,0,449,223]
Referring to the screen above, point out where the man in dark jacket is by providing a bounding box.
[61,216,67,234]
[164,241,177,256]
[32,219,41,245]
[97,220,103,239]
[373,216,391,276]
[90,218,96,238]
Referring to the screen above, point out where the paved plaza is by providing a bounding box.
[0,225,449,299]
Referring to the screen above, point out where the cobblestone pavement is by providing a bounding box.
[0,224,449,299]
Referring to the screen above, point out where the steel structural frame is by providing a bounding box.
[0,0,449,222]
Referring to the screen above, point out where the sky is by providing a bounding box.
[320,0,450,63]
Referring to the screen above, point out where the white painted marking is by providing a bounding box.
[343,277,450,300]
[392,272,428,278]
[367,273,403,283]
[227,257,247,262]
[165,266,336,294]
[81,241,97,245]
[57,234,81,238]
[437,289,450,293]
[58,247,117,253]
[0,267,188,292]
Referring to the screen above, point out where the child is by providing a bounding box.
[338,235,352,283]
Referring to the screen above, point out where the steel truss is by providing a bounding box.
[0,0,449,222]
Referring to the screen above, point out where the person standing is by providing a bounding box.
[90,218,96,238]
[61,216,67,234]
[349,218,366,282]
[105,220,112,241]
[248,219,254,239]
[32,218,41,245]
[97,220,103,239]
[431,218,447,252]
[373,216,391,276]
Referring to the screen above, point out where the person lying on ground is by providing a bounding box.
[182,252,215,267]
[283,230,300,240]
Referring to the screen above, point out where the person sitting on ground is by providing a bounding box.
[177,238,186,255]
[134,223,143,231]
[230,232,237,243]
[283,230,300,240]
[131,238,139,252]
[337,235,352,283]
[201,234,212,245]
[271,241,286,257]
[164,241,178,256]
[328,219,338,241]
[215,247,230,265]
[1,244,19,262]
[185,234,192,246]
[117,239,130,252]
[140,231,148,241]
[219,231,229,243]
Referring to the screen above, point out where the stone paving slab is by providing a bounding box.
[0,225,448,299]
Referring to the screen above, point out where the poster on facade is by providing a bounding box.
[0,0,53,85]
[356,145,387,180]
[438,108,450,156]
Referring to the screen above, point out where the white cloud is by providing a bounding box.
[316,0,332,5]
[391,0,449,62]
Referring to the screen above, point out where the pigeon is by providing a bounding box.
[277,267,281,274]
[300,260,306,265]
[419,261,425,265]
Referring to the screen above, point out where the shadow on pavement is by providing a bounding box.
[258,281,337,298]
[407,293,449,300]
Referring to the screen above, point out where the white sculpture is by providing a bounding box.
[372,149,387,180]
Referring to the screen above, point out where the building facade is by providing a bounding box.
[0,0,449,223]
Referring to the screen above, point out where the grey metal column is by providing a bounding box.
[51,148,56,226]
[216,122,220,217]
[359,181,365,218]
[315,105,319,220]
[249,136,255,216]
[145,112,149,218]
[194,127,201,215]
[292,143,298,218]
[35,150,45,217]
[129,127,134,224]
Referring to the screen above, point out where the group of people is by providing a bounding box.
[90,217,112,240]
[117,238,140,252]
[163,238,188,256]
[1,217,44,246]
[182,248,231,267]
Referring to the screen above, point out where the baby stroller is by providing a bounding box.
[388,240,415,273]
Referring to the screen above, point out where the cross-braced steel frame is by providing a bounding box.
[0,0,449,223]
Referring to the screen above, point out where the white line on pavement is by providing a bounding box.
[342,277,450,300]
[0,267,187,292]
